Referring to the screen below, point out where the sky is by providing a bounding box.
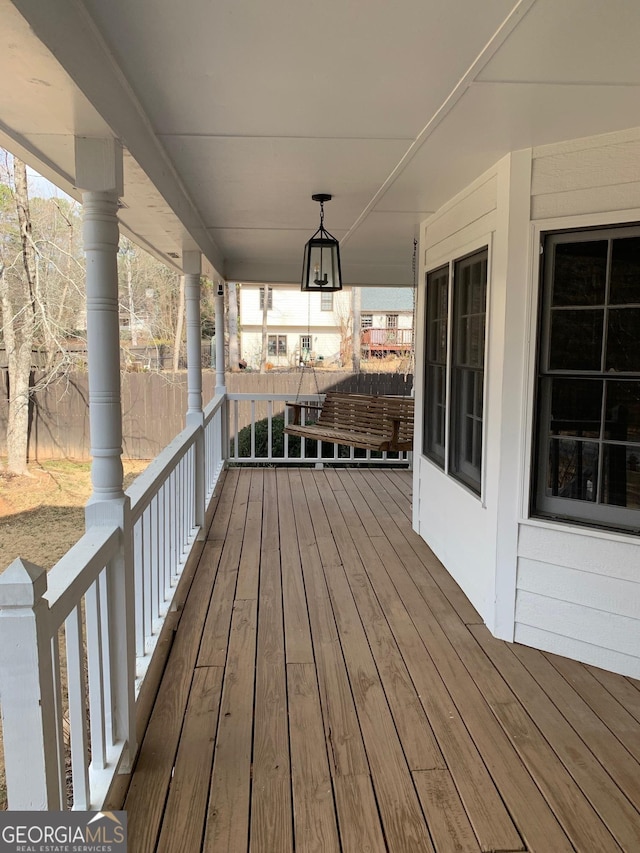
[1,148,73,201]
[27,166,73,201]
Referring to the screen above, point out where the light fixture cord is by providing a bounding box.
[319,201,325,227]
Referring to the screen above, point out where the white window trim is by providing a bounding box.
[422,232,493,504]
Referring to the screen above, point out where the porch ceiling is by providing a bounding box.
[2,0,640,285]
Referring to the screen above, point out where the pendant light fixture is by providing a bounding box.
[301,193,342,292]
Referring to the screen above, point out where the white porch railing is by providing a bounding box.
[0,389,409,811]
[0,393,226,811]
[227,393,411,466]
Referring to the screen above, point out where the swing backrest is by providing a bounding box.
[316,392,414,450]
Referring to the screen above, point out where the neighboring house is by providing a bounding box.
[416,130,640,678]
[239,283,353,368]
[360,287,414,358]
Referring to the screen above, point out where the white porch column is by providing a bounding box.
[183,251,206,536]
[76,137,136,768]
[215,281,226,395]
[184,252,203,421]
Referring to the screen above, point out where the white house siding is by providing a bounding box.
[416,129,640,678]
[242,330,343,368]
[515,129,640,678]
[415,167,501,626]
[363,312,413,330]
[239,285,352,368]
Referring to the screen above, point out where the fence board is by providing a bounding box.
[0,370,412,460]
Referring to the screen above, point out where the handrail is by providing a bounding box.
[128,422,199,524]
[45,526,120,628]
[0,390,229,811]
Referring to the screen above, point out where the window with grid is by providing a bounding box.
[449,250,487,493]
[386,314,398,328]
[259,287,273,310]
[533,226,640,532]
[361,314,373,328]
[320,291,333,311]
[300,334,311,354]
[267,334,286,356]
[423,265,449,466]
[423,248,487,495]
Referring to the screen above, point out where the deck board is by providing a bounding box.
[122,468,640,852]
[250,472,293,852]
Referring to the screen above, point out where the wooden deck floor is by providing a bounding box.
[122,468,640,852]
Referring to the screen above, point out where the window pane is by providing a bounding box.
[549,309,603,370]
[424,266,449,466]
[610,236,640,304]
[450,248,487,493]
[606,308,640,372]
[550,378,602,438]
[535,226,640,530]
[321,292,333,311]
[602,444,640,508]
[267,336,276,356]
[605,381,640,441]
[278,336,287,355]
[552,241,607,306]
[547,439,598,502]
[425,364,446,463]
[427,270,448,363]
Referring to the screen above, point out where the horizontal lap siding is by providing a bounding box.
[531,132,640,219]
[517,128,640,679]
[516,525,640,679]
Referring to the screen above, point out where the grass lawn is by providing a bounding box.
[0,457,148,809]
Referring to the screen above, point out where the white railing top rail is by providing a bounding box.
[227,392,323,402]
[204,391,226,423]
[128,421,199,524]
[44,525,120,629]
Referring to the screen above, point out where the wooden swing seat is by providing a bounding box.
[284,391,414,452]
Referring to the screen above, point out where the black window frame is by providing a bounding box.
[449,249,487,494]
[423,247,488,496]
[423,264,449,467]
[532,224,640,534]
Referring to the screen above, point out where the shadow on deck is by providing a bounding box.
[116,468,640,852]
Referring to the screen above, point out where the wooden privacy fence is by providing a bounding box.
[0,370,413,461]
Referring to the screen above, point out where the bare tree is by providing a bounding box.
[259,285,269,374]
[172,274,185,372]
[227,282,240,371]
[352,286,361,372]
[0,158,36,474]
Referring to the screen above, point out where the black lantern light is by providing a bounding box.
[301,193,342,292]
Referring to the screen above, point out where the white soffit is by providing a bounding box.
[379,82,640,215]
[3,0,640,286]
[478,0,640,85]
[82,0,517,139]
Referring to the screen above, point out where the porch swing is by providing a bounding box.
[284,390,414,452]
[283,237,416,453]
